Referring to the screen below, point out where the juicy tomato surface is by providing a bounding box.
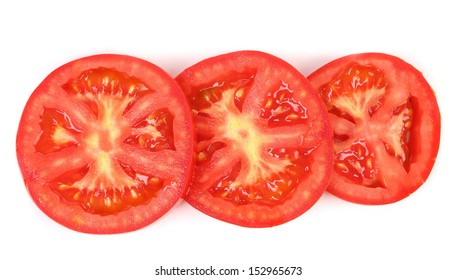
[175,51,333,227]
[307,53,440,205]
[16,54,195,233]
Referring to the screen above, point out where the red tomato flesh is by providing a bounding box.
[16,55,195,233]
[308,53,440,204]
[176,51,334,227]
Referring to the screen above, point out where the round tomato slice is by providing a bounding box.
[307,53,441,205]
[175,51,333,227]
[16,54,195,233]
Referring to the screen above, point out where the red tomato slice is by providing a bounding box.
[175,51,333,227]
[307,53,441,204]
[16,54,195,233]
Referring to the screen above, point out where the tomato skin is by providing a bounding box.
[16,54,195,233]
[176,51,334,227]
[307,53,441,205]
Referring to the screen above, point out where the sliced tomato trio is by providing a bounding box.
[16,51,440,233]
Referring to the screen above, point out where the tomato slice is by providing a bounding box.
[175,51,333,227]
[307,53,441,204]
[16,55,195,233]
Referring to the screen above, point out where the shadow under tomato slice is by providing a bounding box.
[176,51,333,227]
[307,53,441,205]
[16,55,194,234]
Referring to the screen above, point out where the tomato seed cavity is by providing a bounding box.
[261,80,309,127]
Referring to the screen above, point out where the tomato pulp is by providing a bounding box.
[308,53,440,204]
[176,51,334,227]
[16,54,195,233]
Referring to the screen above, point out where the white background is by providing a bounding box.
[1,1,455,279]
